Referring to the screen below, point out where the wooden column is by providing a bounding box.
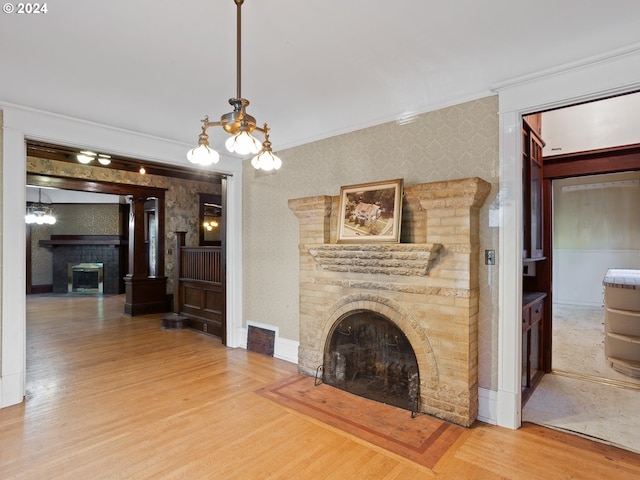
[127,195,147,278]
[124,195,170,316]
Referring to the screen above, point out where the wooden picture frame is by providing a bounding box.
[338,179,404,243]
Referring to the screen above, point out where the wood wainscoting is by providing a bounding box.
[165,232,226,341]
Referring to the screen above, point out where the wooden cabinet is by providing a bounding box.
[522,117,545,260]
[522,292,546,401]
[521,114,551,402]
[603,269,640,377]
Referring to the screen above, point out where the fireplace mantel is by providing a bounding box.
[308,243,442,276]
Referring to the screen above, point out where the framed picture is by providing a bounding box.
[338,178,404,243]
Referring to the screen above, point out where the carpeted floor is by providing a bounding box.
[523,304,640,454]
[523,373,640,453]
[255,374,465,469]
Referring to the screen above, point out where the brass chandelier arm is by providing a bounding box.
[202,116,223,130]
[252,123,269,135]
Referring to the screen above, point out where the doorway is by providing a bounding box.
[24,141,225,321]
[551,171,640,383]
[521,93,640,451]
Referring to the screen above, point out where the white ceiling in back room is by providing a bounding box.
[26,186,124,204]
[542,91,640,156]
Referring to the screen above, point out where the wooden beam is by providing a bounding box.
[544,143,640,179]
[26,139,225,183]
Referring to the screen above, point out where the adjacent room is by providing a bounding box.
[522,94,640,453]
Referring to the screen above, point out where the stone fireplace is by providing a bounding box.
[289,177,490,427]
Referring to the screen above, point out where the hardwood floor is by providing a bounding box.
[1,294,639,479]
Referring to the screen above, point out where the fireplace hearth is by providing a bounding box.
[289,177,490,427]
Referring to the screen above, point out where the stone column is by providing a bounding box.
[406,177,491,425]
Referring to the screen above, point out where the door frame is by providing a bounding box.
[494,45,640,429]
[542,145,640,372]
[1,105,244,409]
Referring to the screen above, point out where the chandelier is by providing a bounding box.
[187,0,282,172]
[25,188,56,225]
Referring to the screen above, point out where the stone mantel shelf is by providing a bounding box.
[308,243,442,276]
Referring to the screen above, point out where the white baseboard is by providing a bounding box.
[477,387,498,425]
[273,337,299,364]
[0,372,24,408]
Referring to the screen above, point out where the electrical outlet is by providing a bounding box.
[485,249,495,265]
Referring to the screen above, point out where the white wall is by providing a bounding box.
[554,250,640,306]
[552,172,640,306]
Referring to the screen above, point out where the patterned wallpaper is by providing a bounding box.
[53,204,121,235]
[26,157,221,293]
[243,95,500,389]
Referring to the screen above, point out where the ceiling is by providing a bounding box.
[542,92,640,156]
[2,1,640,159]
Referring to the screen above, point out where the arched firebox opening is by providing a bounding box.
[323,309,420,412]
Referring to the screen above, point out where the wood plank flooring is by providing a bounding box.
[0,294,639,479]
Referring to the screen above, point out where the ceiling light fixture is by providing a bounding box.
[76,150,112,166]
[187,0,282,172]
[25,188,56,225]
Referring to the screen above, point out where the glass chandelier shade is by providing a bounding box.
[251,140,282,171]
[187,143,220,166]
[187,131,221,166]
[25,207,56,225]
[225,129,262,155]
[25,189,56,225]
[187,0,282,171]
